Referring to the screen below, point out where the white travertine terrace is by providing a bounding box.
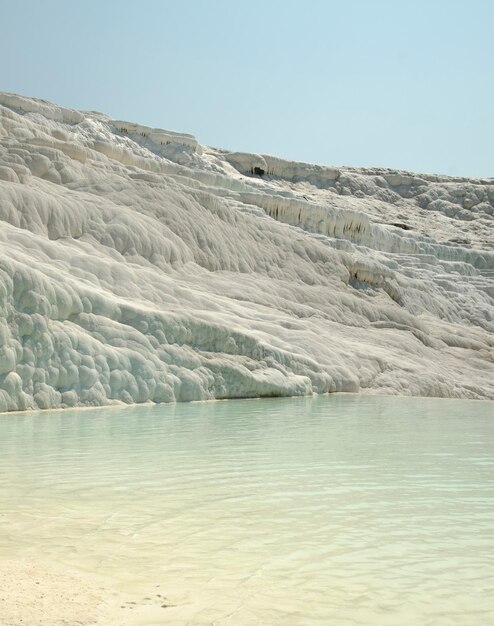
[0,92,493,411]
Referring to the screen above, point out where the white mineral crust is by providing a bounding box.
[0,92,493,411]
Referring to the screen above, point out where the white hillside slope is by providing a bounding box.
[0,93,493,412]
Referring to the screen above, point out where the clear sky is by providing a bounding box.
[2,0,493,177]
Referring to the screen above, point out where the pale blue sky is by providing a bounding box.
[2,0,493,177]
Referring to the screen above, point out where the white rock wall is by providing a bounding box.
[0,92,493,411]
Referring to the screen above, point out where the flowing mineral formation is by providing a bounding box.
[0,92,493,411]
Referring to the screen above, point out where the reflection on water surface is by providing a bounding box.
[1,395,493,625]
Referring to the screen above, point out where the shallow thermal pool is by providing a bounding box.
[1,394,493,625]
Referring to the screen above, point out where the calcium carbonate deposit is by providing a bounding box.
[0,92,493,411]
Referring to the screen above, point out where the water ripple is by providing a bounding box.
[0,394,493,625]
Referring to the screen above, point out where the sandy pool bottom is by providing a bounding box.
[0,559,182,626]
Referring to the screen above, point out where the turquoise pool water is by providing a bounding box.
[1,395,493,625]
